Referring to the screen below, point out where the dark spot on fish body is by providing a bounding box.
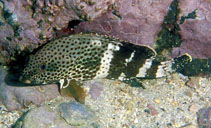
[84,45,88,49]
[40,64,46,70]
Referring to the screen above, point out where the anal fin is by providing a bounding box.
[59,79,86,104]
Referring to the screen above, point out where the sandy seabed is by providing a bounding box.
[0,73,210,128]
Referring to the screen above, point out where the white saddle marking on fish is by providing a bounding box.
[94,43,120,79]
[136,58,154,77]
[125,51,135,66]
[156,60,173,78]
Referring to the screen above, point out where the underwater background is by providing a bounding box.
[0,0,210,127]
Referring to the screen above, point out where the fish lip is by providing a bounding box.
[23,79,32,84]
[18,76,57,85]
[19,76,32,84]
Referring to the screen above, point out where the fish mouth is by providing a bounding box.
[18,76,33,84]
[18,76,53,85]
[18,76,44,85]
[4,73,40,87]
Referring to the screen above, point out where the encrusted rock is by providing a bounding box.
[64,0,115,20]
[197,106,211,128]
[12,101,99,128]
[0,0,116,65]
[75,0,172,48]
[75,0,211,58]
[177,0,211,58]
[59,102,96,126]
[0,67,60,111]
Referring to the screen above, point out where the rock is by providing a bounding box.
[188,104,201,113]
[179,0,211,59]
[12,101,99,128]
[0,67,60,111]
[13,105,70,128]
[59,102,96,126]
[1,0,210,66]
[0,0,73,64]
[84,80,104,100]
[0,0,115,65]
[147,104,158,116]
[186,77,200,88]
[6,74,211,127]
[75,0,211,59]
[197,106,211,128]
[75,0,172,48]
[64,0,115,20]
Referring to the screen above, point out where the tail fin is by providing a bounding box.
[173,55,211,76]
[135,53,209,79]
[138,54,192,79]
[172,53,192,74]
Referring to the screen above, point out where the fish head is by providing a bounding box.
[19,49,60,85]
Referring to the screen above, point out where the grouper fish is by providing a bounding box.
[18,34,191,102]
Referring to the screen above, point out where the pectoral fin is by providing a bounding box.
[59,79,86,104]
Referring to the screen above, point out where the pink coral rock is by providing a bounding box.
[0,68,60,111]
[75,0,172,47]
[178,0,211,58]
[65,0,115,20]
[76,0,211,58]
[0,0,115,65]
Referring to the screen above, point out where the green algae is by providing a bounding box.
[172,55,211,77]
[154,0,198,59]
[12,24,22,37]
[180,9,197,24]
[172,55,192,74]
[153,0,211,76]
[154,0,182,58]
[123,78,145,89]
[180,58,211,76]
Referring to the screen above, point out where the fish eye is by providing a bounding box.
[40,65,46,70]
